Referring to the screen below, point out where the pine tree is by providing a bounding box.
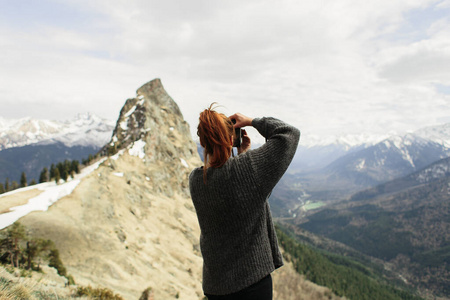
[39,167,49,183]
[56,162,64,178]
[71,160,80,174]
[6,222,27,267]
[20,172,27,188]
[62,169,69,182]
[0,183,4,194]
[5,178,9,192]
[50,164,56,179]
[64,160,71,175]
[25,238,53,270]
[54,168,61,184]
[11,181,19,190]
[29,179,37,186]
[48,249,67,277]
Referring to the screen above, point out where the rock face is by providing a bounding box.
[19,79,204,299]
[102,78,197,198]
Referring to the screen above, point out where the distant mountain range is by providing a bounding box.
[321,133,450,188]
[0,113,115,184]
[297,156,450,297]
[0,113,115,150]
[292,122,450,173]
[270,122,450,233]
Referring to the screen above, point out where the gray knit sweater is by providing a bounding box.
[189,117,300,295]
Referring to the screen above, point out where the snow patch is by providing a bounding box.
[113,172,124,177]
[356,159,365,170]
[110,149,125,161]
[416,161,450,183]
[0,157,107,230]
[124,106,137,118]
[120,121,128,131]
[129,140,146,159]
[180,158,189,168]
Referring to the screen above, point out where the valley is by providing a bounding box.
[271,136,450,299]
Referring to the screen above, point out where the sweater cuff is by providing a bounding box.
[251,117,263,129]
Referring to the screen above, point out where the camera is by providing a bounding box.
[231,119,242,147]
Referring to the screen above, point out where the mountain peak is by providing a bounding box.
[102,78,198,197]
[137,78,184,118]
[106,79,190,156]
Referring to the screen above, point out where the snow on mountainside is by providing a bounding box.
[321,132,450,189]
[0,113,115,150]
[301,122,450,149]
[414,156,450,183]
[303,133,391,149]
[290,123,450,173]
[414,122,450,148]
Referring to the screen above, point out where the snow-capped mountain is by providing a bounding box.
[323,133,450,188]
[290,123,450,174]
[414,123,450,148]
[303,133,392,149]
[0,113,115,151]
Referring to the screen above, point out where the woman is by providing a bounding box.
[189,104,300,299]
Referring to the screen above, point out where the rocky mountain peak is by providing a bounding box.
[106,79,192,156]
[102,79,198,198]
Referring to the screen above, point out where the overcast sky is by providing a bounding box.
[1,0,450,145]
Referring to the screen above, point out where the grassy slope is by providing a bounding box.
[276,225,423,300]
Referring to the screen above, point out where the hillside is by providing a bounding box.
[0,142,98,185]
[276,226,423,300]
[298,164,450,298]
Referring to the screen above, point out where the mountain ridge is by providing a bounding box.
[0,113,114,150]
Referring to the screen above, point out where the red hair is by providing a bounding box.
[197,103,234,183]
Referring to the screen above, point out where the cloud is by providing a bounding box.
[377,9,450,85]
[1,0,450,144]
[379,48,450,83]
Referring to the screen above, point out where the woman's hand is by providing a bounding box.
[238,129,251,154]
[229,113,253,128]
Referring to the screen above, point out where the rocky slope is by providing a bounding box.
[5,79,203,299]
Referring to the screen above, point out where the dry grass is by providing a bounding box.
[273,260,345,300]
[0,265,131,300]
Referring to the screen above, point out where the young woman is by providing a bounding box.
[189,104,300,299]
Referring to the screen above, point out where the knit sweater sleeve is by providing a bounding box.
[248,117,300,199]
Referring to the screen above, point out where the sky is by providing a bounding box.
[1,0,450,145]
